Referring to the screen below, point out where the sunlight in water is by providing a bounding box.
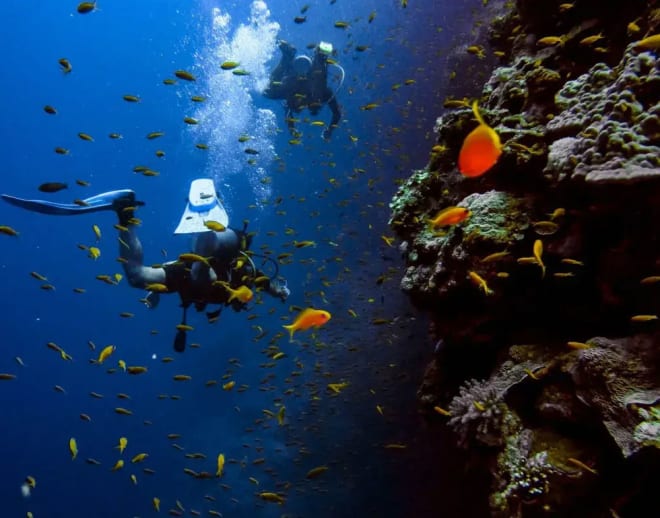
[193,0,280,208]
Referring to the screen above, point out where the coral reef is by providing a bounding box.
[545,48,660,184]
[390,0,660,515]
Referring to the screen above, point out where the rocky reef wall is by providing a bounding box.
[389,1,660,516]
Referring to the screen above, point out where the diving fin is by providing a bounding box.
[173,329,187,353]
[174,179,228,234]
[173,306,189,353]
[1,189,142,216]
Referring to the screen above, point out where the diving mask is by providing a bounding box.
[318,41,333,56]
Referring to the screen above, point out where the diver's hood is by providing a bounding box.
[174,178,228,234]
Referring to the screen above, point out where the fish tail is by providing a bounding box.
[282,324,295,342]
[471,100,486,126]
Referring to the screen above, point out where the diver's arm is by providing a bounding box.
[118,226,166,288]
[264,42,296,99]
[285,104,297,134]
[263,276,290,302]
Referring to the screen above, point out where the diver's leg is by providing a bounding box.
[114,199,165,288]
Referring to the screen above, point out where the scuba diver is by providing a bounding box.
[263,40,343,140]
[2,179,290,352]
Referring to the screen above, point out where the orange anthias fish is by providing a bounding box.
[428,206,471,228]
[283,308,331,341]
[457,101,502,177]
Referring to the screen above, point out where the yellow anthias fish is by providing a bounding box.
[227,285,253,303]
[215,281,253,303]
[204,220,226,232]
[178,253,210,266]
[277,405,286,426]
[69,437,78,460]
[533,239,546,278]
[216,453,225,477]
[116,437,128,454]
[131,453,149,463]
[97,345,116,364]
[92,224,101,242]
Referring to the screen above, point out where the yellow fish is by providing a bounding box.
[131,453,149,463]
[69,437,78,460]
[306,465,329,479]
[216,453,225,477]
[204,220,226,232]
[277,405,286,426]
[92,224,101,242]
[97,345,116,364]
[533,239,545,278]
[178,253,210,266]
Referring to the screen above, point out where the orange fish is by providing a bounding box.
[428,206,471,228]
[283,308,331,341]
[458,101,502,177]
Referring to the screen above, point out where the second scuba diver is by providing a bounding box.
[263,40,343,140]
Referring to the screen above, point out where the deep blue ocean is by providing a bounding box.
[0,1,492,516]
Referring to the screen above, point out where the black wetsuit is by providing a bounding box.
[264,46,341,136]
[162,228,271,313]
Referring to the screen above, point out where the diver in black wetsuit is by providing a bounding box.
[1,179,290,352]
[263,40,342,140]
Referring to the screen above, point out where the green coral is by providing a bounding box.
[460,190,531,248]
[633,405,660,449]
[389,168,432,219]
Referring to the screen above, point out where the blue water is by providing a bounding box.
[0,1,490,516]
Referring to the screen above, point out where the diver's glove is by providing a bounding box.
[322,129,332,141]
[268,277,290,302]
[142,291,160,309]
[112,191,144,226]
[278,40,296,56]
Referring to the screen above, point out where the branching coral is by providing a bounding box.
[490,429,557,516]
[448,378,519,448]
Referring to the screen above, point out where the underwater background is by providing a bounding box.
[3,1,659,517]
[0,1,493,517]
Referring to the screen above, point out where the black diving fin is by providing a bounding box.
[173,306,189,353]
